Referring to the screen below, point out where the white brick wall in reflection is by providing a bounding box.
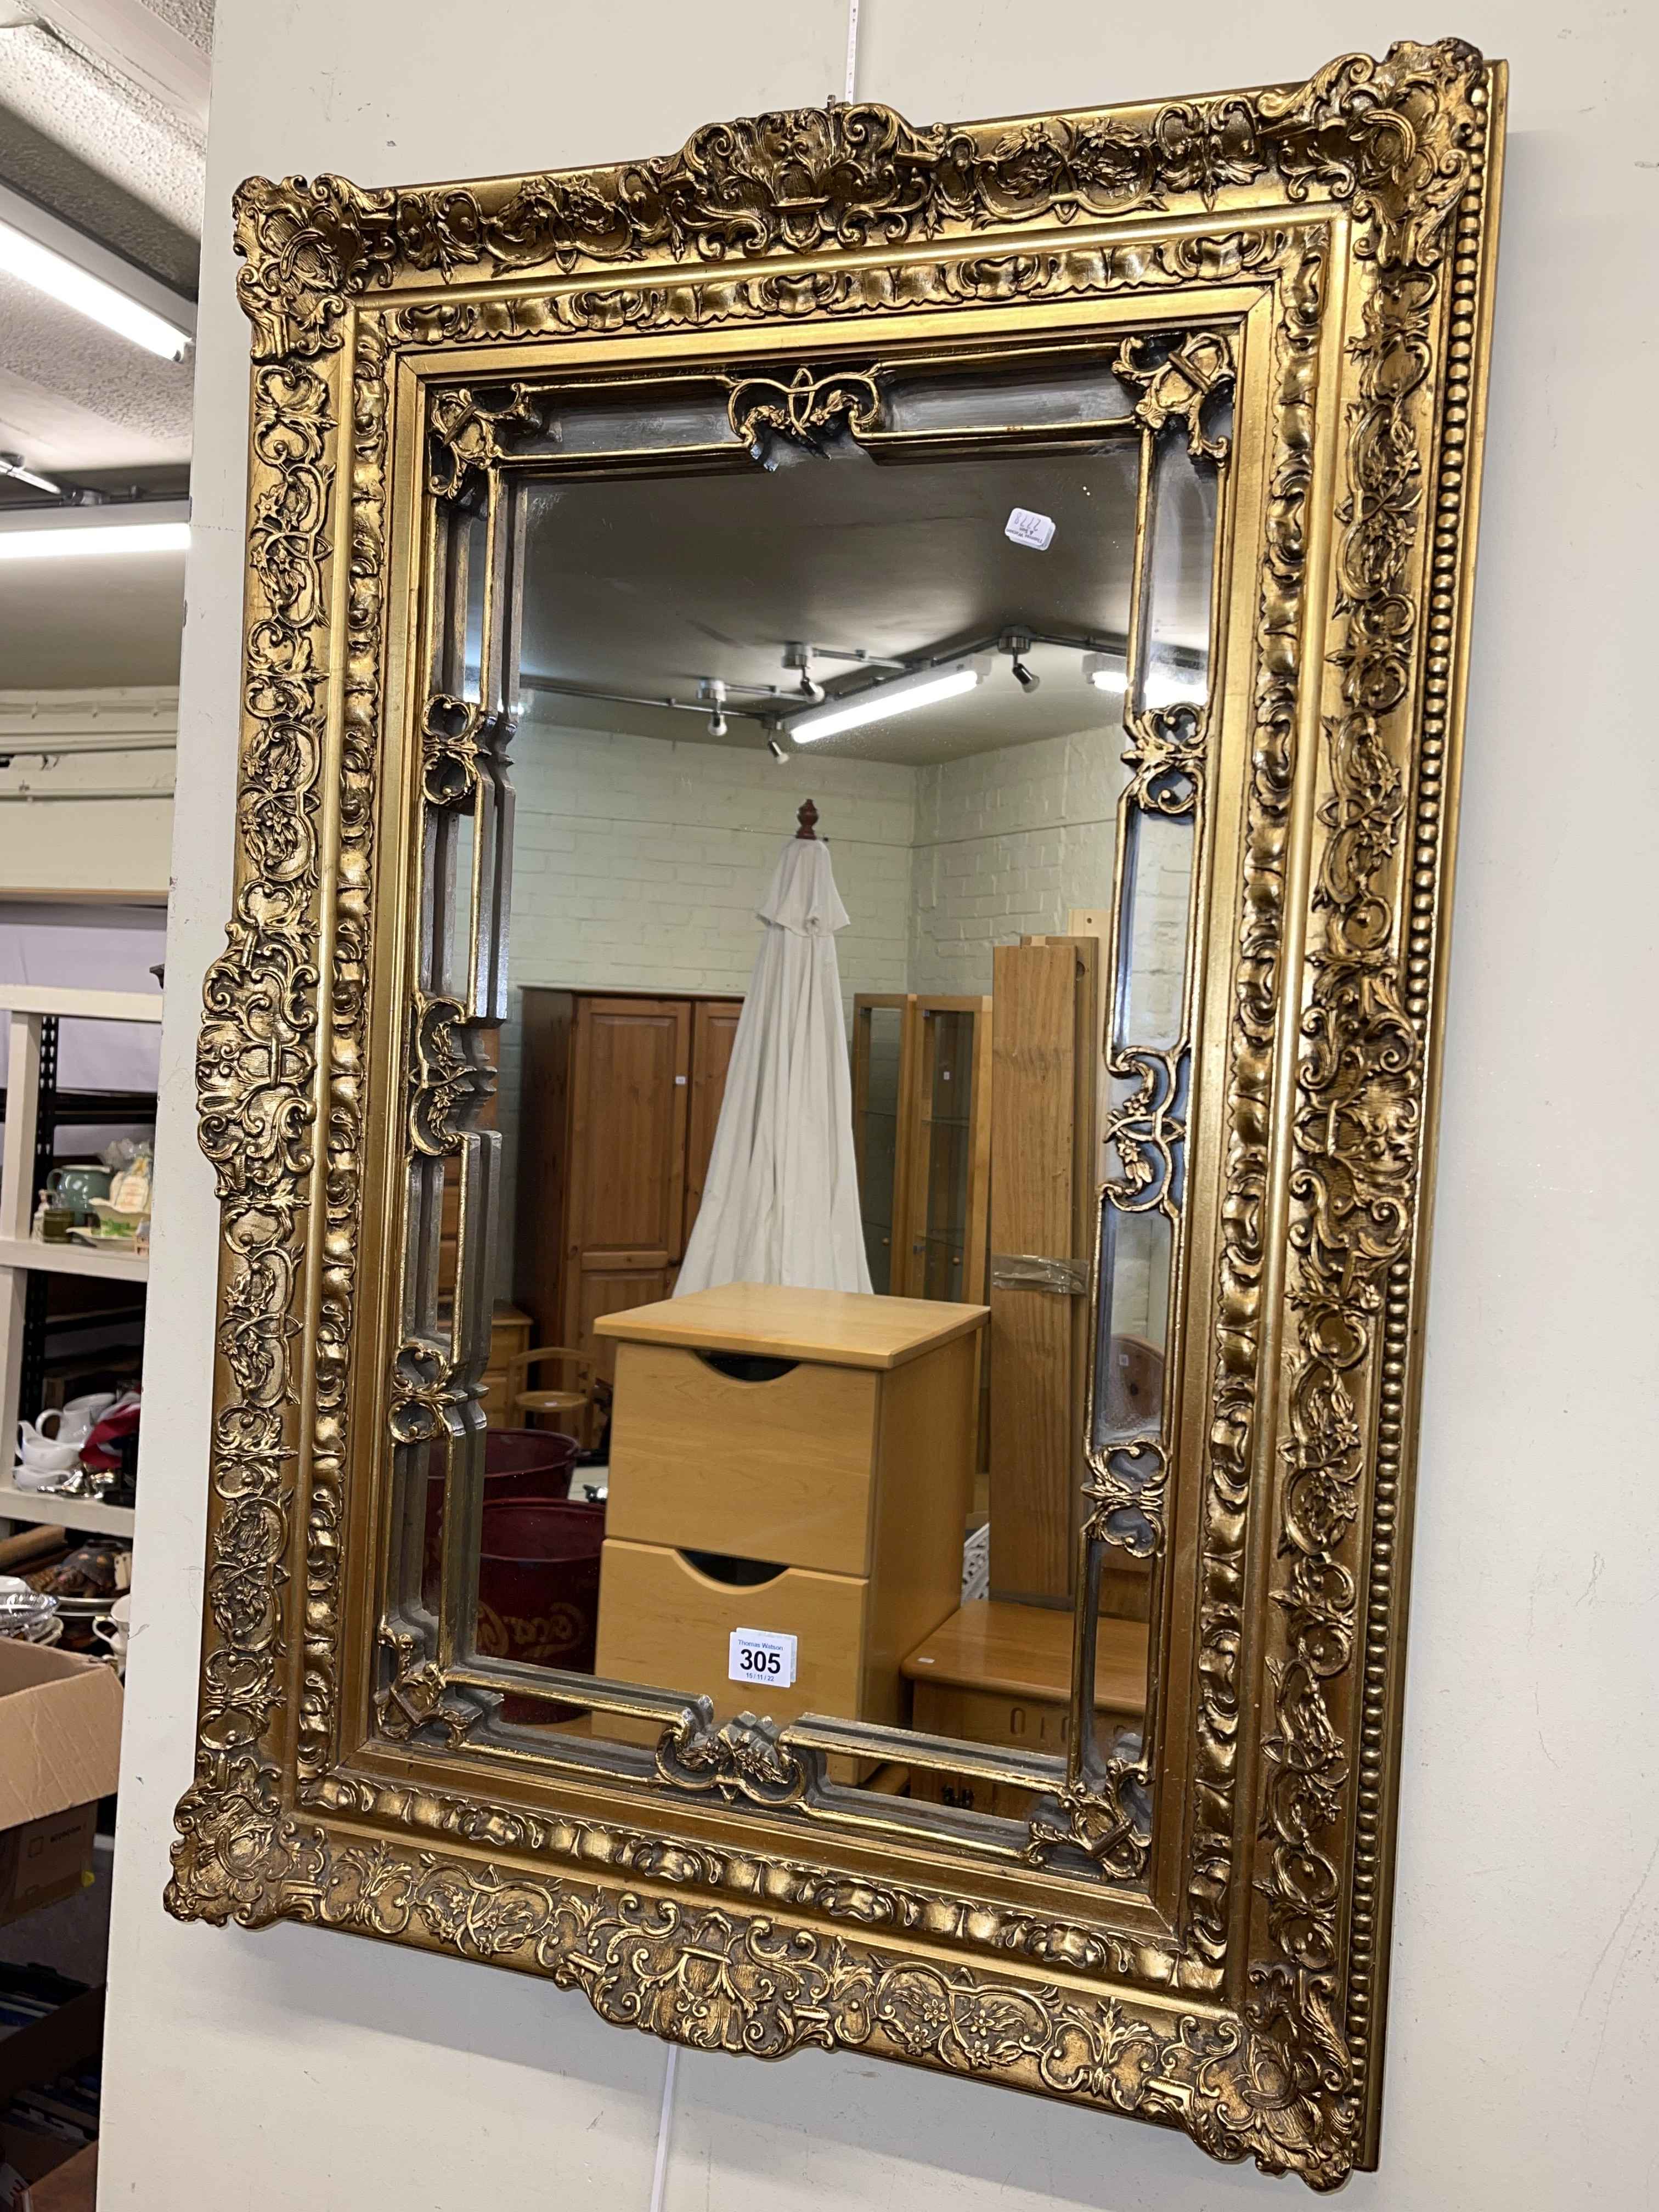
[494,709,1191,1329]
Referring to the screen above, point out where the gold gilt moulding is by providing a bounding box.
[170,38,1504,2189]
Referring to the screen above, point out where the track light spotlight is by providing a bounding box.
[701,678,729,737]
[1003,630,1040,694]
[783,642,826,705]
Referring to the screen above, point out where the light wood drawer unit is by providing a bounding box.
[594,1283,988,1740]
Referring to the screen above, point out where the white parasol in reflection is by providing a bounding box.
[675,800,873,1297]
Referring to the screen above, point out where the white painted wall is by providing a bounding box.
[509,708,916,1005]
[103,8,1659,2211]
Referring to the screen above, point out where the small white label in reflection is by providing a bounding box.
[1005,506,1056,550]
[729,1627,797,1688]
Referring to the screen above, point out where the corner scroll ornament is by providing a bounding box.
[1025,1758,1151,1884]
[1115,330,1233,460]
[375,1626,482,1749]
[427,383,544,499]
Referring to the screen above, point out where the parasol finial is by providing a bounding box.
[795,799,819,839]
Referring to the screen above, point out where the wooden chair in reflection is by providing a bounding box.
[506,1345,601,1449]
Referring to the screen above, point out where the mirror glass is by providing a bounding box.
[413,344,1223,1842]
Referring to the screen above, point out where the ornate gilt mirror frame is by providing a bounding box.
[167,39,1503,2188]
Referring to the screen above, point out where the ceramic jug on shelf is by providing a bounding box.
[16,1419,82,1474]
[43,1165,111,1224]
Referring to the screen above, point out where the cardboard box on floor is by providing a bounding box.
[0,1643,121,1928]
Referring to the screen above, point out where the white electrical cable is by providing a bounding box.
[647,2044,678,2212]
[844,0,860,100]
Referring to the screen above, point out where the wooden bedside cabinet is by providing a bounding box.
[901,1599,1148,1818]
[592,1284,988,1748]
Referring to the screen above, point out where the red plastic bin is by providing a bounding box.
[477,1497,605,1722]
[421,1427,582,1602]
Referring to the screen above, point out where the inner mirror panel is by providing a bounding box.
[413,341,1223,1852]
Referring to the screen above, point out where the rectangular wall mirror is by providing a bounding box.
[171,40,1504,2188]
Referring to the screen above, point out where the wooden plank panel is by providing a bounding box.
[988,941,1080,1604]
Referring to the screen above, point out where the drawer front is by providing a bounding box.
[606,1343,879,1575]
[594,1537,868,1735]
[912,1678,1075,1757]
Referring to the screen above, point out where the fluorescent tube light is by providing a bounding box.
[0,503,190,562]
[0,218,193,361]
[1083,651,1205,710]
[787,657,988,745]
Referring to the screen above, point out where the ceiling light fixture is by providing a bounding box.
[0,182,195,364]
[1004,630,1041,693]
[0,502,190,562]
[1082,652,1128,693]
[1083,651,1207,711]
[701,678,729,737]
[782,642,826,704]
[787,656,989,746]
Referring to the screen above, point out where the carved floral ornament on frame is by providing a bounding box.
[170,39,1503,2190]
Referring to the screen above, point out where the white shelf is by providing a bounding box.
[0,1236,148,1282]
[0,1483,134,1536]
[0,985,162,1023]
[0,996,155,1555]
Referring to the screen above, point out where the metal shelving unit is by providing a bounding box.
[0,984,160,1539]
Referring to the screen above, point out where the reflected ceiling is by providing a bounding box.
[518,435,1213,766]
